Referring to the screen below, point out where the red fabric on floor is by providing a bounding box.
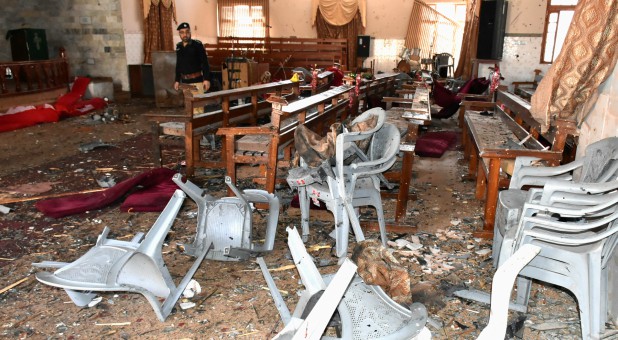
[55,77,90,113]
[61,97,108,118]
[415,131,458,158]
[0,108,61,133]
[36,168,178,218]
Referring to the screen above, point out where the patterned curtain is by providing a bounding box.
[454,0,480,79]
[530,0,618,132]
[315,8,364,71]
[143,0,177,64]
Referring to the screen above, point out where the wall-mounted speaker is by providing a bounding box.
[357,35,371,58]
[477,0,508,60]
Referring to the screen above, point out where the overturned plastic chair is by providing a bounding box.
[258,227,430,339]
[33,189,212,321]
[289,108,400,259]
[173,173,279,261]
[500,190,618,339]
[493,137,618,267]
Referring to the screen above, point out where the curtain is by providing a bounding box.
[311,0,366,27]
[143,0,177,64]
[315,8,364,70]
[530,0,618,132]
[404,0,460,62]
[454,0,480,79]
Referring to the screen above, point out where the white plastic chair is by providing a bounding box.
[33,190,212,321]
[501,193,618,339]
[258,227,430,339]
[493,137,618,267]
[294,116,400,259]
[172,173,279,261]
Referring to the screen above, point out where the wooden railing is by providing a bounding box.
[0,55,69,97]
[204,37,348,78]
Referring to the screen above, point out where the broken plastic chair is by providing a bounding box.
[496,192,618,339]
[289,109,400,259]
[476,244,541,340]
[173,173,279,261]
[493,137,618,268]
[33,189,212,321]
[258,227,430,339]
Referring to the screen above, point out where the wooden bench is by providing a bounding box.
[216,85,353,194]
[146,80,300,177]
[343,72,400,113]
[462,90,577,238]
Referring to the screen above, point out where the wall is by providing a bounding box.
[0,0,129,91]
[500,0,550,88]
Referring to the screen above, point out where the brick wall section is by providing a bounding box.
[0,0,129,91]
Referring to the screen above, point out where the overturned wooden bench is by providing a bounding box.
[462,90,577,238]
[146,80,300,177]
[217,84,353,194]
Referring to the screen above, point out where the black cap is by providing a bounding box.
[177,22,190,30]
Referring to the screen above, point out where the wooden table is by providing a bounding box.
[365,85,431,233]
[463,106,562,238]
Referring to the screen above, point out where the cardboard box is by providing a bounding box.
[222,59,258,90]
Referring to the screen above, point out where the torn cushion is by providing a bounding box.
[36,168,177,218]
[432,82,461,108]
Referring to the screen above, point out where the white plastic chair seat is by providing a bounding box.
[173,174,279,261]
[33,190,211,321]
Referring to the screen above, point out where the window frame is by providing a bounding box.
[217,0,270,38]
[540,0,578,64]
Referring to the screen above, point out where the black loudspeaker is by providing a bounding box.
[477,0,508,60]
[357,35,371,58]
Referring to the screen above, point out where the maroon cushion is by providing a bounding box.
[433,103,460,119]
[458,77,490,95]
[415,131,458,158]
[433,82,461,108]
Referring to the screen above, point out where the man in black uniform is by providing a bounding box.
[174,22,211,113]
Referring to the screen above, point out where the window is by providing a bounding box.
[218,0,269,38]
[540,0,578,63]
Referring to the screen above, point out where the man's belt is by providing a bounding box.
[181,71,202,80]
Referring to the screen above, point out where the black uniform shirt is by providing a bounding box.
[175,39,211,83]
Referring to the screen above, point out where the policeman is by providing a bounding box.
[174,22,211,113]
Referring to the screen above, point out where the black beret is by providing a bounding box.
[177,22,190,30]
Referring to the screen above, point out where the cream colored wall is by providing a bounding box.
[505,0,546,34]
[269,0,315,37]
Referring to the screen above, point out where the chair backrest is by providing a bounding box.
[336,123,400,180]
[578,137,618,182]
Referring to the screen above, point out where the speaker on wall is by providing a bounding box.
[357,35,370,58]
[476,0,508,60]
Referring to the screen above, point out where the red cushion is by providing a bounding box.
[433,82,461,108]
[0,108,61,132]
[415,131,458,158]
[433,103,460,119]
[458,77,490,95]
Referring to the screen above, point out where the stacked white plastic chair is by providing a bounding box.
[493,137,618,267]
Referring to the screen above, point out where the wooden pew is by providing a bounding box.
[462,90,577,238]
[217,85,353,194]
[146,80,300,177]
